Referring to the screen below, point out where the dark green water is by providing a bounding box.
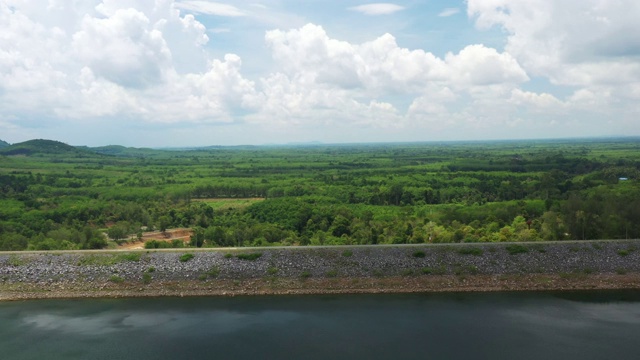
[1,291,640,359]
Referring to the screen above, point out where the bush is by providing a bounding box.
[142,272,152,284]
[7,255,28,266]
[179,253,194,262]
[505,244,529,255]
[618,249,632,257]
[457,247,483,256]
[236,253,262,261]
[342,250,353,257]
[144,239,185,249]
[401,269,415,277]
[267,266,278,275]
[109,275,124,283]
[412,251,426,258]
[457,265,479,275]
[120,253,141,262]
[326,269,338,277]
[206,266,220,278]
[224,253,233,259]
[300,271,311,279]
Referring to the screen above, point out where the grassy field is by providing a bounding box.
[192,198,265,210]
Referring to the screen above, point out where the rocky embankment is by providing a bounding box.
[2,241,640,300]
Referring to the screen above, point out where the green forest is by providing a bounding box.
[0,138,639,251]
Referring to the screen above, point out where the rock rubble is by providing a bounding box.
[2,241,640,286]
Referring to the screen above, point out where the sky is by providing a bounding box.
[1,0,639,147]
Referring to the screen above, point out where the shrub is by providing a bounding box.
[342,250,353,257]
[457,247,483,256]
[179,253,194,262]
[8,255,28,266]
[618,249,632,257]
[146,267,155,273]
[267,266,278,275]
[236,253,262,261]
[505,244,529,255]
[326,269,338,278]
[433,266,447,275]
[300,271,311,279]
[142,272,152,284]
[224,253,233,259]
[109,275,124,283]
[206,266,220,278]
[421,267,433,274]
[453,264,478,276]
[145,240,184,249]
[120,253,141,262]
[412,251,426,258]
[401,269,415,277]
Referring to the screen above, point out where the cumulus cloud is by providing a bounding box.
[348,3,405,16]
[467,0,640,87]
[1,0,636,144]
[463,0,640,137]
[265,24,527,94]
[0,0,256,126]
[256,23,537,131]
[510,89,564,110]
[72,8,172,88]
[444,45,529,86]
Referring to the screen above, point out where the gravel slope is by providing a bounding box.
[1,241,640,299]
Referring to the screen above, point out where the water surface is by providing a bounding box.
[1,291,640,359]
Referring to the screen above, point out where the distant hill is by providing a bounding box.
[85,145,167,157]
[0,139,9,148]
[0,139,95,157]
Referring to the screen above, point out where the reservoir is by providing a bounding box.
[1,291,640,359]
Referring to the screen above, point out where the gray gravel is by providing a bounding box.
[1,241,640,284]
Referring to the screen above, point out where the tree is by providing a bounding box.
[190,227,205,247]
[158,215,171,233]
[107,225,128,242]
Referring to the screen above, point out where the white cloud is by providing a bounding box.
[348,3,405,16]
[265,24,526,95]
[72,8,172,88]
[464,0,640,138]
[510,89,563,109]
[1,0,637,145]
[467,0,640,87]
[438,8,460,17]
[444,45,529,87]
[257,23,536,131]
[0,0,256,127]
[174,1,245,17]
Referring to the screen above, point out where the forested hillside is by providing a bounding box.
[0,138,639,250]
